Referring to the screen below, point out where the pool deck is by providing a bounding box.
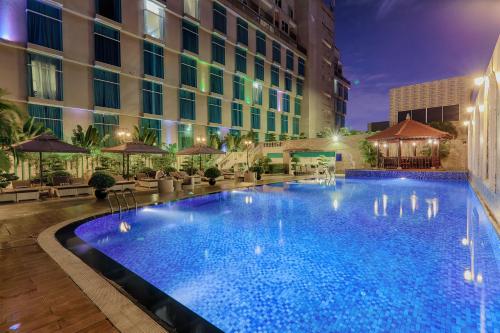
[0,175,303,333]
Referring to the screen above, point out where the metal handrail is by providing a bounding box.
[123,188,138,210]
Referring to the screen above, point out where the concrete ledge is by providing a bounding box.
[345,169,468,181]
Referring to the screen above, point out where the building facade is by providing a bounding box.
[0,0,347,149]
[389,76,474,128]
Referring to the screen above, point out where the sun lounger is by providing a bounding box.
[136,173,159,188]
[51,177,93,197]
[0,188,40,202]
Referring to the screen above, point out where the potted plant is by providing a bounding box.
[204,167,221,186]
[88,171,116,199]
[290,156,300,175]
[0,173,18,192]
[163,166,177,176]
[250,165,264,180]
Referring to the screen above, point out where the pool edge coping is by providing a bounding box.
[469,181,500,236]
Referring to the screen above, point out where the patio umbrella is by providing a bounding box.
[11,133,88,187]
[177,145,225,171]
[102,141,165,179]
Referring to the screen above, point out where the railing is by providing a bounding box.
[263,141,283,148]
[107,189,137,214]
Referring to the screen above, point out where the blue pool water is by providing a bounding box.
[75,179,500,332]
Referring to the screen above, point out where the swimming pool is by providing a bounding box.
[64,178,499,332]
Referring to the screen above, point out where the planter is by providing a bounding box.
[94,189,108,199]
[256,174,262,181]
[208,178,216,186]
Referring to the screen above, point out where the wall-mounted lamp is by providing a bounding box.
[474,77,485,86]
[466,106,474,113]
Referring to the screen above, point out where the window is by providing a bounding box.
[144,41,164,78]
[28,104,63,139]
[285,72,292,91]
[443,104,459,121]
[231,102,243,127]
[211,35,225,65]
[93,113,119,145]
[140,117,161,145]
[269,88,277,109]
[27,53,63,101]
[293,117,299,135]
[27,0,62,51]
[210,66,224,94]
[256,30,266,56]
[252,82,262,105]
[233,75,245,101]
[271,65,279,86]
[180,55,197,87]
[94,23,121,67]
[272,41,281,63]
[94,68,120,109]
[254,57,264,81]
[282,93,290,112]
[208,97,222,124]
[142,80,162,115]
[296,78,303,96]
[236,18,248,45]
[281,21,288,34]
[235,47,247,73]
[267,111,275,132]
[178,123,193,149]
[179,89,195,120]
[251,107,260,130]
[144,0,164,40]
[95,0,121,22]
[275,0,282,8]
[213,2,226,34]
[182,20,199,54]
[207,126,220,138]
[286,50,294,71]
[298,57,305,76]
[281,114,288,133]
[294,97,301,115]
[184,0,199,19]
[229,128,240,137]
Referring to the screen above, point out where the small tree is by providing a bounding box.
[359,139,380,167]
[133,126,157,146]
[291,156,300,171]
[428,121,458,138]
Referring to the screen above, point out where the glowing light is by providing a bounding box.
[119,221,131,233]
[412,142,416,146]
[382,194,388,216]
[245,196,253,204]
[254,245,262,255]
[9,323,21,331]
[466,106,474,113]
[383,143,387,148]
[252,81,260,88]
[461,238,469,246]
[373,199,379,216]
[464,269,473,281]
[478,105,485,113]
[474,77,485,86]
[332,199,339,211]
[411,193,417,213]
[332,135,339,142]
[427,139,433,144]
[476,273,483,284]
[374,142,378,147]
[433,140,438,145]
[463,121,470,126]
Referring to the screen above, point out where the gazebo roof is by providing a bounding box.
[177,145,225,156]
[366,119,451,142]
[102,141,165,154]
[11,133,88,153]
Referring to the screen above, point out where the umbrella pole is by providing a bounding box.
[127,154,130,180]
[122,153,125,177]
[199,154,202,171]
[39,151,43,188]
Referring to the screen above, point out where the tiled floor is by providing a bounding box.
[0,175,299,333]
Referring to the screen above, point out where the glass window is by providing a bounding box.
[282,93,290,112]
[94,68,120,109]
[254,57,264,81]
[236,18,248,45]
[298,57,305,76]
[27,53,63,101]
[94,23,121,67]
[207,126,220,138]
[184,0,199,19]
[267,111,275,132]
[229,128,240,137]
[95,0,121,22]
[144,0,164,40]
[142,80,162,115]
[272,41,281,63]
[252,82,263,105]
[231,102,243,127]
[179,89,195,120]
[233,75,245,101]
[293,117,299,135]
[251,107,260,130]
[443,104,459,121]
[180,55,197,87]
[210,66,224,95]
[294,97,301,116]
[211,35,225,64]
[286,49,294,71]
[281,114,288,133]
[256,30,266,56]
[296,78,303,96]
[285,72,292,91]
[93,113,119,146]
[213,2,226,34]
[208,96,222,124]
[144,41,164,78]
[27,0,62,51]
[140,117,161,145]
[235,47,247,73]
[28,104,63,139]
[271,65,279,86]
[182,19,199,54]
[269,88,277,109]
[178,123,193,149]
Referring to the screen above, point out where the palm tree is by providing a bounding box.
[0,89,24,172]
[133,126,157,146]
[21,117,47,140]
[71,125,109,175]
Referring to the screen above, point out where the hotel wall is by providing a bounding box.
[468,36,500,223]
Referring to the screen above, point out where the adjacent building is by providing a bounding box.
[0,0,348,149]
[367,121,389,132]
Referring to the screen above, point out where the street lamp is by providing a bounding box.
[196,136,206,145]
[244,140,252,169]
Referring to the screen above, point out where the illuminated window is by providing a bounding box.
[93,113,119,146]
[178,123,193,149]
[184,0,199,19]
[144,0,164,40]
[27,53,63,101]
[252,82,262,105]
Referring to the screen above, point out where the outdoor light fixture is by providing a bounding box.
[463,121,470,126]
[466,106,474,113]
[478,105,485,112]
[374,142,378,147]
[252,81,260,88]
[412,142,416,146]
[427,139,433,144]
[474,76,485,86]
[433,140,438,145]
[383,143,387,148]
[332,135,339,142]
[196,137,206,144]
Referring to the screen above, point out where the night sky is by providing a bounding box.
[335,0,500,130]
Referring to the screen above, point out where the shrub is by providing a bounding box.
[204,167,221,179]
[184,166,198,176]
[48,170,71,185]
[163,166,177,174]
[268,164,285,174]
[250,165,264,176]
[0,173,18,189]
[139,167,155,178]
[88,171,116,190]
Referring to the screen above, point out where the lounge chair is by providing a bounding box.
[12,180,31,189]
[52,177,93,197]
[0,188,40,202]
[136,172,158,189]
[109,176,136,192]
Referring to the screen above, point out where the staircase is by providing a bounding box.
[218,144,263,170]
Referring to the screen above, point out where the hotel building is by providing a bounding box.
[0,0,348,149]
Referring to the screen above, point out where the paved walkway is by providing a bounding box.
[0,175,300,333]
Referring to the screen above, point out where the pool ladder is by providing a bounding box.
[107,189,137,214]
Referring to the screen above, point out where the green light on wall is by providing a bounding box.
[246,96,251,105]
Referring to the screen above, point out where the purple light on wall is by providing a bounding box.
[0,0,27,43]
[277,90,283,112]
